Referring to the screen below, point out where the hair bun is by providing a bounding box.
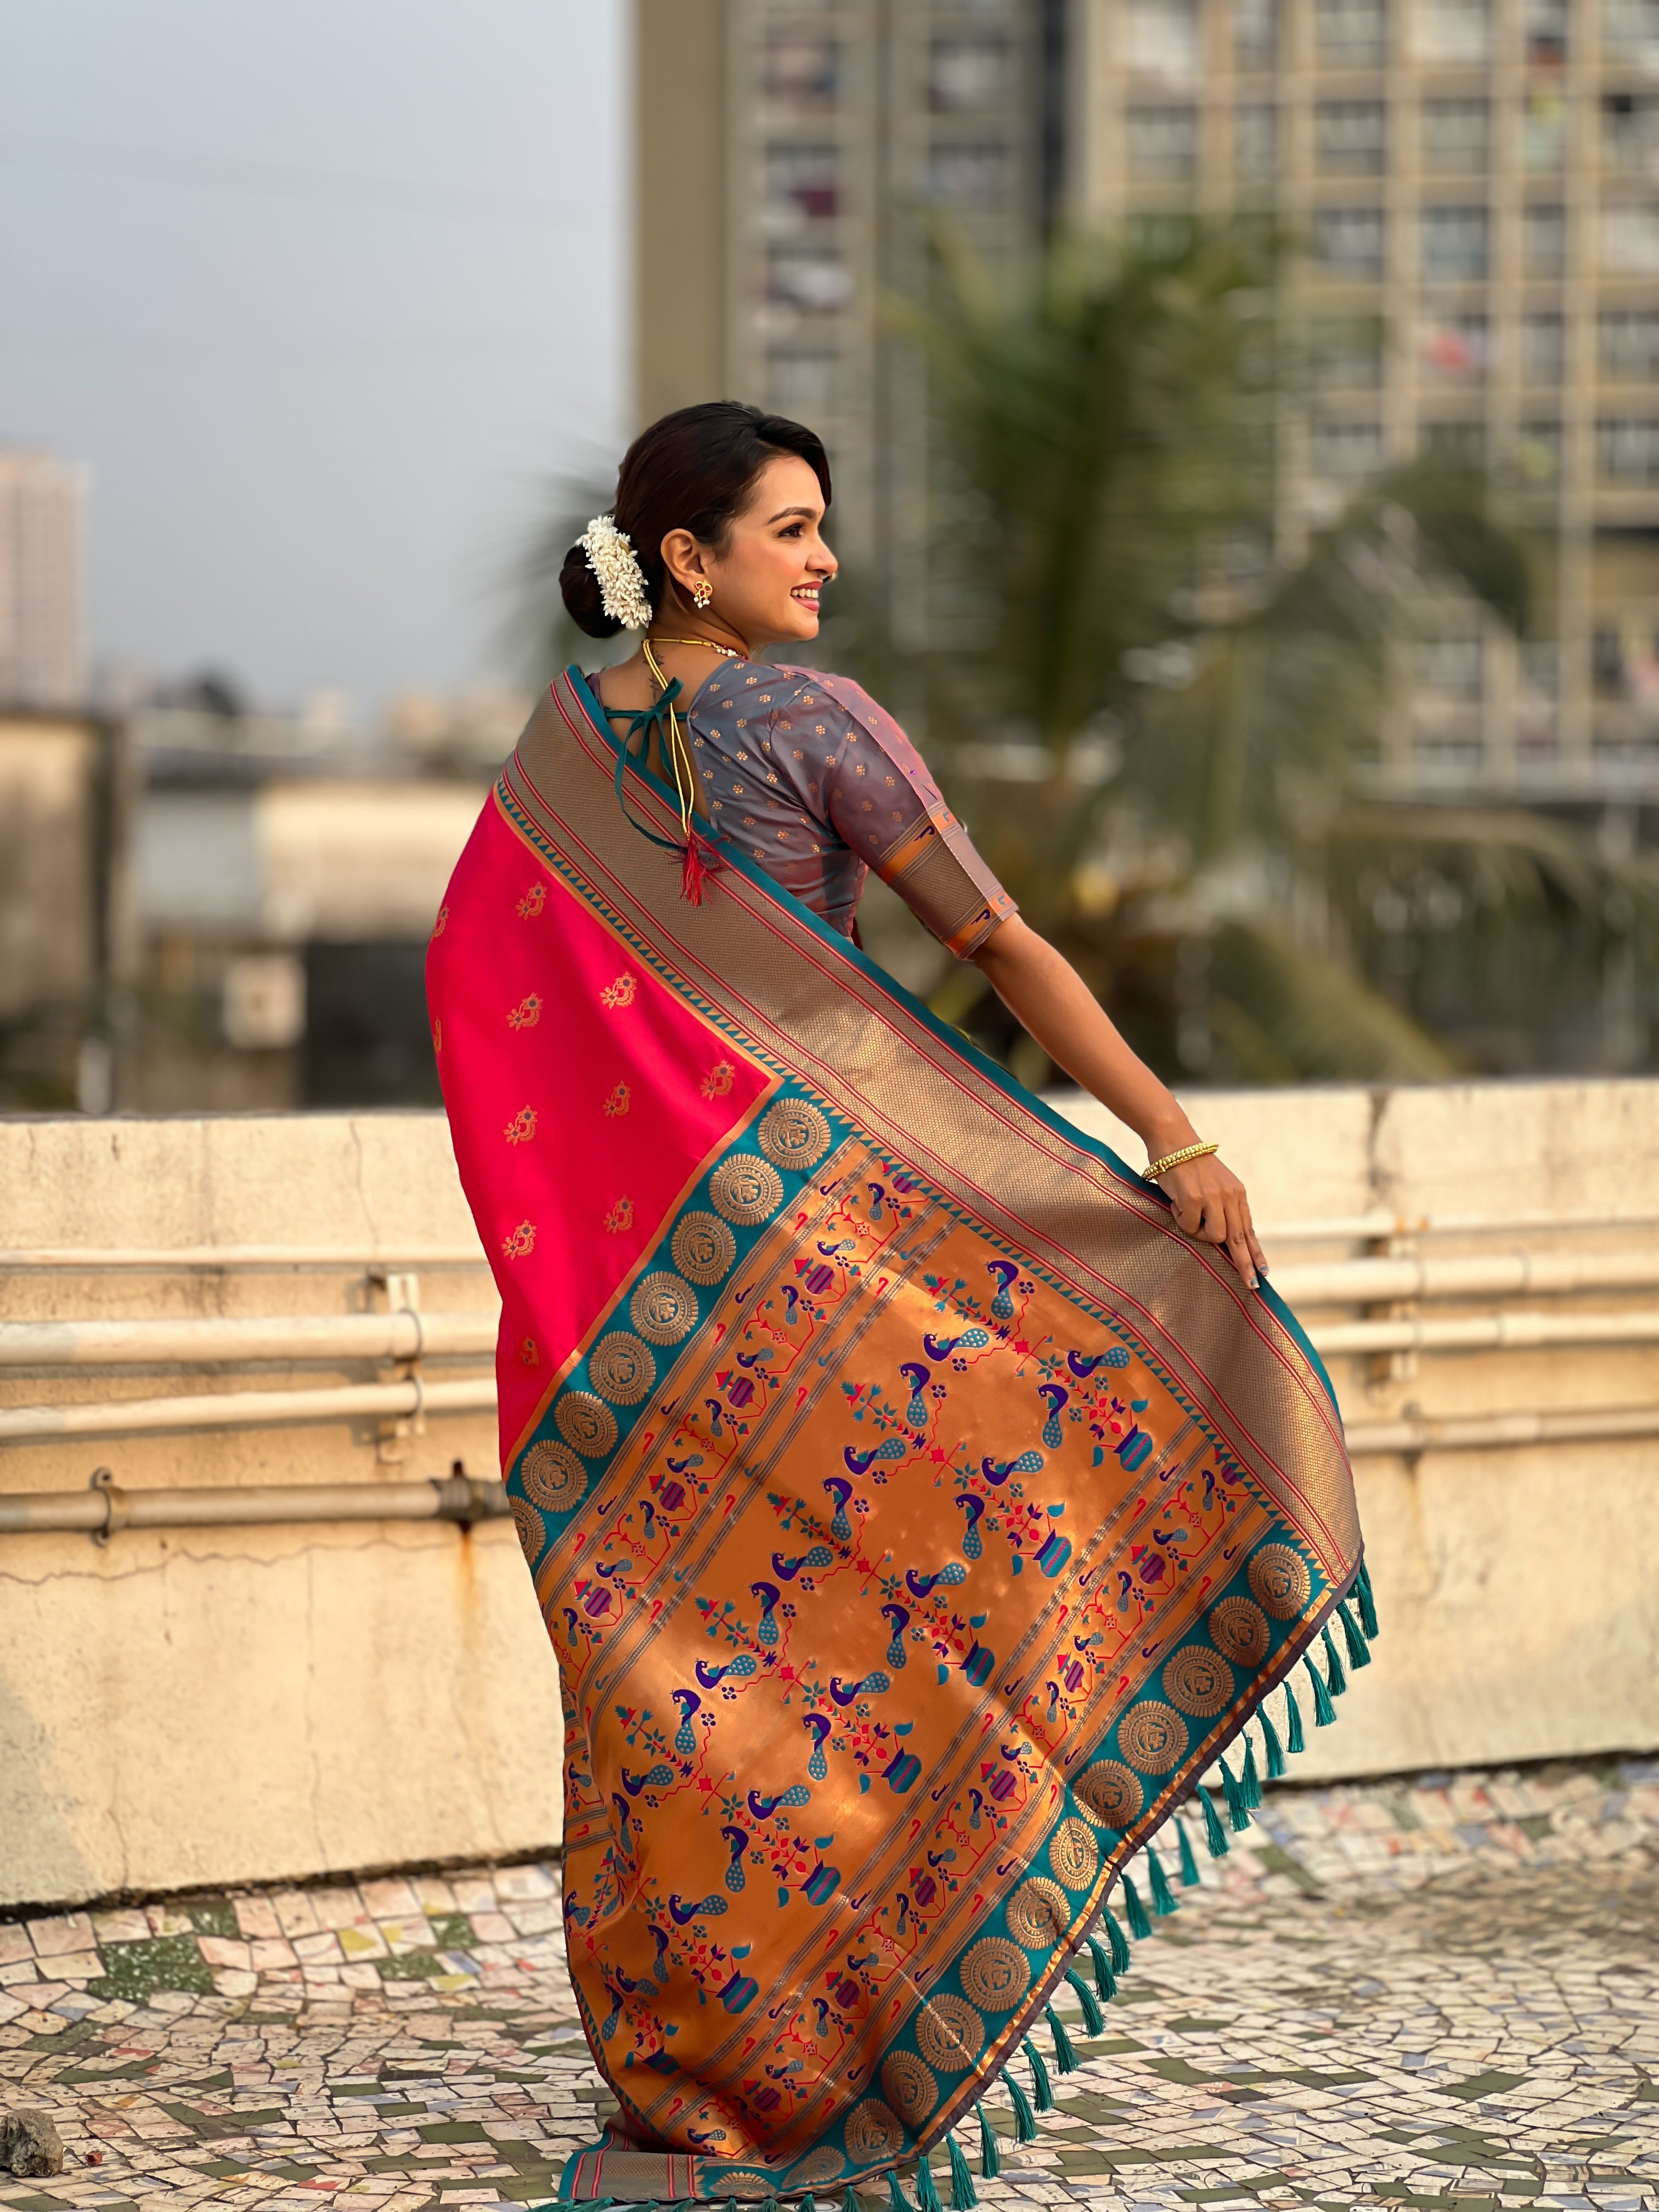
[560,541,623,639]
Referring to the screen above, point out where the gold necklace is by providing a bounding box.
[648,633,747,663]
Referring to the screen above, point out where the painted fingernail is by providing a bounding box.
[1247,1273,1259,1290]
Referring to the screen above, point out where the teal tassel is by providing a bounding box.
[1199,1785,1230,1858]
[1146,1846,1177,1917]
[888,2173,910,2212]
[1218,1754,1250,1832]
[1121,1874,1152,1939]
[947,2132,978,2210]
[1242,1734,1262,1809]
[1321,1624,1347,1697]
[978,2101,1001,2177]
[844,2190,861,2212]
[1066,1966,1106,2036]
[1339,1599,1371,1669]
[1086,1934,1116,2001]
[1006,2069,1038,2142]
[915,2159,943,2212]
[1260,1703,1286,1780]
[1176,1819,1200,1887]
[1356,1559,1379,1639]
[763,2197,781,2212]
[1285,1679,1306,1753]
[1304,1651,1336,1726]
[1023,2036,1054,2112]
[1104,1908,1131,1972]
[1046,2004,1077,2073]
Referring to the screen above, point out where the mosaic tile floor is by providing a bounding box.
[3,1762,1655,2212]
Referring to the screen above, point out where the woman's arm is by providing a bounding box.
[972,917,1267,1288]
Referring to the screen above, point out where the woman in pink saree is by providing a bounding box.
[428,404,1369,2209]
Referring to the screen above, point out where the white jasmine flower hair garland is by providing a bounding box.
[579,512,652,631]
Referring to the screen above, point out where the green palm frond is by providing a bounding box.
[1208,917,1460,1082]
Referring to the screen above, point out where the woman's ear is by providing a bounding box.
[659,527,710,603]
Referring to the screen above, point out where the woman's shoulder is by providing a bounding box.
[763,664,901,741]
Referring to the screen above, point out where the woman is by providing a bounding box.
[428,403,1368,2209]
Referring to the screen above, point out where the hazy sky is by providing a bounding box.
[1,1,626,715]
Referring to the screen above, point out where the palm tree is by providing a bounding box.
[881,221,1658,1084]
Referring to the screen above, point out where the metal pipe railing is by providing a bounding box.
[0,1468,511,1537]
[1341,1403,1659,1456]
[1266,1248,1659,1304]
[1310,1307,1659,1355]
[0,1312,498,1367]
[0,1374,495,1442]
[0,1245,488,1269]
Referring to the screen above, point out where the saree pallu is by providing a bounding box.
[427,669,1369,2207]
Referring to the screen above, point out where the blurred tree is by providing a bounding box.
[885,222,1659,1085]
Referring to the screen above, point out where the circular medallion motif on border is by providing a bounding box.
[509,1497,545,1566]
[1163,1645,1236,1718]
[519,1440,587,1514]
[1074,1760,1143,1827]
[879,2051,938,2129]
[1117,1699,1189,1775]
[1006,1875,1070,1949]
[588,1331,656,1406]
[843,2098,905,2164]
[1208,1594,1271,1667]
[708,2176,770,2200]
[1048,1816,1101,1891]
[555,1391,618,1458]
[757,1097,832,1171]
[1248,1543,1312,1620]
[672,1210,737,1286]
[630,1270,699,1346]
[915,1994,984,2074]
[709,1153,785,1226]
[959,1936,1030,2013]
[787,2149,847,2190]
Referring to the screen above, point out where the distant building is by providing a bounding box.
[0,447,87,708]
[1074,0,1659,798]
[634,0,1062,641]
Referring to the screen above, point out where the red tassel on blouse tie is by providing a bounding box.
[680,830,725,906]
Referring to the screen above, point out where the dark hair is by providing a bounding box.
[559,401,832,639]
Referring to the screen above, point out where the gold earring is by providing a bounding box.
[692,580,712,611]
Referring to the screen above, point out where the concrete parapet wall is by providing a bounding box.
[1,1082,1656,1909]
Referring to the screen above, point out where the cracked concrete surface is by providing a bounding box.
[1,1760,1654,2212]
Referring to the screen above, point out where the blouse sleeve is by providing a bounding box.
[806,675,1017,958]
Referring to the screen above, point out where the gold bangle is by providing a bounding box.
[1146,1139,1219,1180]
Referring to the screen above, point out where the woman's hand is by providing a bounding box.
[1157,1152,1267,1290]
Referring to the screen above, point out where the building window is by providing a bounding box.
[1129,211,1198,258]
[1127,105,1198,181]
[765,36,839,109]
[1311,418,1385,476]
[767,247,854,313]
[1423,419,1487,465]
[1412,0,1491,63]
[1415,634,1485,701]
[1316,100,1387,174]
[768,351,839,418]
[1316,0,1389,69]
[1600,204,1659,274]
[1421,204,1489,282]
[1236,0,1278,69]
[1235,105,1278,182]
[926,142,1011,210]
[1523,204,1566,276]
[1126,0,1200,83]
[765,144,841,221]
[1526,0,1568,67]
[1517,422,1563,485]
[1598,417,1659,484]
[1603,94,1659,176]
[1312,314,1384,386]
[929,39,1007,112]
[1523,86,1568,173]
[1314,206,1386,278]
[1603,0,1659,67]
[1421,99,1489,175]
[1421,312,1487,381]
[1600,309,1659,380]
[1522,311,1565,383]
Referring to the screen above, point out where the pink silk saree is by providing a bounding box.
[427,668,1370,2207]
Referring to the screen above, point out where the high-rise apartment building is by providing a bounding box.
[635,0,1060,635]
[1073,0,1659,795]
[0,447,87,709]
